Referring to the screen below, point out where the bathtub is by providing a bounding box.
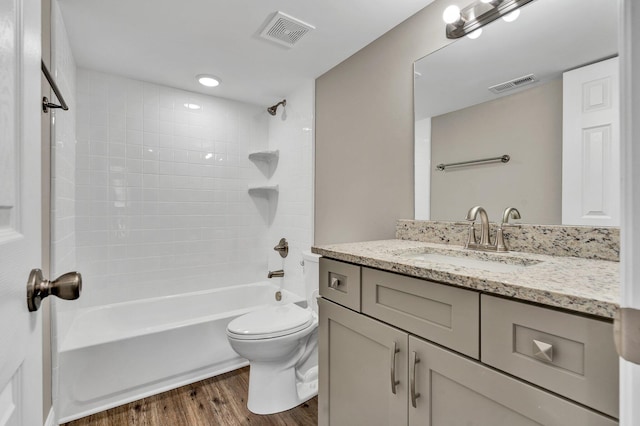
[57,282,303,423]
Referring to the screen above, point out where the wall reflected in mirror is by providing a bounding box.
[414,0,619,225]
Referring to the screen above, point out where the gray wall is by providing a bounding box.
[314,0,461,245]
[430,79,563,224]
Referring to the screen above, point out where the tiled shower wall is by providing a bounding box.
[265,82,315,299]
[73,69,269,308]
[51,1,77,288]
[50,0,77,413]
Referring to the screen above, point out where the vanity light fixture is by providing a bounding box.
[443,0,532,39]
[502,9,520,22]
[197,74,221,87]
[467,28,482,39]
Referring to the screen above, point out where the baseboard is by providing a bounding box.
[44,407,57,426]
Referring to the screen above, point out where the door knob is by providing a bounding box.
[26,269,82,312]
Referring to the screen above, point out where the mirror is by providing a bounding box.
[414,0,618,224]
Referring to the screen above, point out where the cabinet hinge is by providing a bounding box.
[614,307,640,365]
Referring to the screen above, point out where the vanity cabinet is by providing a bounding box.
[318,258,618,425]
[318,297,408,426]
[410,336,617,426]
[361,268,479,359]
[481,294,619,418]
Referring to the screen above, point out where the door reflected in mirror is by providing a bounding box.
[414,0,619,226]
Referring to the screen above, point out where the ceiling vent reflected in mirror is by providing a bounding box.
[488,73,538,94]
[259,11,315,48]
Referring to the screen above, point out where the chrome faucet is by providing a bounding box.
[465,206,491,248]
[495,207,521,252]
[268,269,285,278]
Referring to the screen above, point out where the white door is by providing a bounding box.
[620,1,640,425]
[0,0,43,425]
[562,57,620,226]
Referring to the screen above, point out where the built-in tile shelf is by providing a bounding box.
[248,184,279,194]
[248,149,279,163]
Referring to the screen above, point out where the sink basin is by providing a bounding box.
[394,247,541,273]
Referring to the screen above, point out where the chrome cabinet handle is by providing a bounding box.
[533,339,554,362]
[330,277,340,288]
[27,269,82,312]
[390,342,400,394]
[410,351,421,408]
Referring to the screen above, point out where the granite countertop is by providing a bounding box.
[312,239,620,319]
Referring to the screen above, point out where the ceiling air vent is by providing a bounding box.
[259,11,315,48]
[488,74,538,94]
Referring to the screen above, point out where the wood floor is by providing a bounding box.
[63,367,318,426]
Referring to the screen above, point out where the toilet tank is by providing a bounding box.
[302,251,321,308]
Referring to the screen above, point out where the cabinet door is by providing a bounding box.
[319,298,408,426]
[409,336,617,426]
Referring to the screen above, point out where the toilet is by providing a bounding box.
[226,251,321,415]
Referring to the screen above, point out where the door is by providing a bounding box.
[0,0,43,424]
[562,57,620,226]
[408,337,616,426]
[620,0,640,424]
[318,298,408,426]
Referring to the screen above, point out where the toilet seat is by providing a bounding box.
[227,303,315,340]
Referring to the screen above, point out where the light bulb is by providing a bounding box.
[197,75,221,87]
[466,28,482,39]
[502,9,520,22]
[442,5,461,24]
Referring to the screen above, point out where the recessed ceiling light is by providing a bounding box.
[184,103,201,110]
[197,74,221,87]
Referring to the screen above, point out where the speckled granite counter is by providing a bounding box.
[312,239,620,319]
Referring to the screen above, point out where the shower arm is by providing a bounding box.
[267,99,286,116]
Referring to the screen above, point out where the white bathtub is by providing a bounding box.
[57,282,303,423]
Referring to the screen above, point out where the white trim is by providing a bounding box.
[618,0,640,424]
[44,407,56,426]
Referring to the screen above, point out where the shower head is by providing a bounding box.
[267,99,286,116]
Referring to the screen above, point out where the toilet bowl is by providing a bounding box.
[226,250,321,415]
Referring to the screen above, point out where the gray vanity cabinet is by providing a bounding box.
[318,298,408,426]
[409,337,617,426]
[318,258,618,425]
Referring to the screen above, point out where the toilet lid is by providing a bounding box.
[227,303,314,340]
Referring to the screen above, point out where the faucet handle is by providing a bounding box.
[501,207,521,224]
[465,222,477,249]
[496,207,521,252]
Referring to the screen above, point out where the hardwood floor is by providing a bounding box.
[63,367,318,426]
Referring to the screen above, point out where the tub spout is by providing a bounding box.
[268,270,284,278]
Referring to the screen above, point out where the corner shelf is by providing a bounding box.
[248,184,279,194]
[248,150,279,163]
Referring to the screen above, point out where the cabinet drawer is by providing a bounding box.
[319,258,361,311]
[481,295,619,418]
[411,337,617,426]
[362,267,479,359]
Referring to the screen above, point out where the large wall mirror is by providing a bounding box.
[414,0,619,225]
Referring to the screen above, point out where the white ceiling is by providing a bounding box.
[58,0,435,106]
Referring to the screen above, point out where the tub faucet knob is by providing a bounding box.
[273,238,289,258]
